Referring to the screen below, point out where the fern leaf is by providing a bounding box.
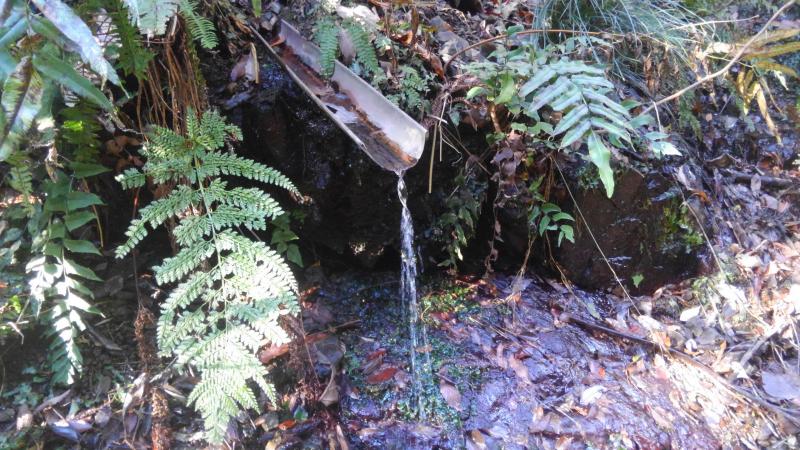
[315,19,340,78]
[344,21,380,76]
[116,111,299,443]
[521,60,632,196]
[122,0,180,36]
[180,0,218,50]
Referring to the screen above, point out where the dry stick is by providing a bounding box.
[642,0,797,115]
[552,158,639,313]
[738,320,793,370]
[443,29,624,74]
[560,311,800,426]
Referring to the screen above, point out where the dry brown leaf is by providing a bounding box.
[366,366,398,384]
[319,371,340,406]
[439,380,462,411]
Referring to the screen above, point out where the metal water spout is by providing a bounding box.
[256,20,427,172]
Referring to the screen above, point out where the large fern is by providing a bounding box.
[519,60,634,197]
[59,102,102,163]
[116,110,300,443]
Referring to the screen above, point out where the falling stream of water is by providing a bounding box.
[396,173,433,419]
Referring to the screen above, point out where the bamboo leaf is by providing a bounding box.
[30,0,121,86]
[0,58,44,162]
[744,41,800,59]
[751,60,799,79]
[32,52,114,111]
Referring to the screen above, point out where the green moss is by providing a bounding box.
[420,281,478,321]
[575,163,601,190]
[658,201,704,253]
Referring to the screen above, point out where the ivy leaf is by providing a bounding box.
[541,203,560,214]
[560,224,575,243]
[587,131,614,197]
[286,245,303,267]
[538,215,551,236]
[552,212,574,222]
[30,0,121,86]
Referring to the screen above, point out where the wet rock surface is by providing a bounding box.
[203,45,708,290]
[295,272,769,449]
[207,59,452,269]
[554,168,705,294]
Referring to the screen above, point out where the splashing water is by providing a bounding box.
[397,173,432,419]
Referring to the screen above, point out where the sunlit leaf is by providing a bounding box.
[587,131,614,197]
[122,0,181,36]
[30,0,121,86]
[32,51,114,111]
[0,58,45,161]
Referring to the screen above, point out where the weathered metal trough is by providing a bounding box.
[255,20,426,173]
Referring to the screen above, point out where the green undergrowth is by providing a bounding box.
[420,280,479,319]
[658,200,704,254]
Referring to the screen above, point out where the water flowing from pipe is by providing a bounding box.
[396,173,432,419]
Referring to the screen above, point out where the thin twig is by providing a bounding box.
[552,158,639,312]
[560,312,800,426]
[443,29,623,74]
[642,0,797,115]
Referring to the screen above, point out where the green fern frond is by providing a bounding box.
[0,57,46,162]
[520,60,633,197]
[180,0,218,50]
[117,109,299,443]
[25,173,103,386]
[315,18,340,78]
[122,0,180,37]
[109,0,155,81]
[344,21,380,76]
[194,153,298,193]
[59,102,102,163]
